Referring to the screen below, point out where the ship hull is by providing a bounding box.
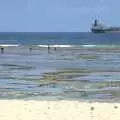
[91,28,120,33]
[91,29,105,33]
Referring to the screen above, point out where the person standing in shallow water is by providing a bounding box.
[54,47,56,51]
[48,44,50,53]
[28,47,32,55]
[1,47,4,54]
[29,47,32,52]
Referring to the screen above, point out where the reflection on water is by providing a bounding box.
[0,46,120,100]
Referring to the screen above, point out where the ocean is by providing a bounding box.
[1,32,120,45]
[0,32,120,101]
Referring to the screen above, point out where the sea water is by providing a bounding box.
[0,32,120,100]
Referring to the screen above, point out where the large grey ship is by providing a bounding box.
[91,20,120,33]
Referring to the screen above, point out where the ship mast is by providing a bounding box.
[94,19,98,27]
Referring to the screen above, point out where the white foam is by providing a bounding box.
[0,44,19,47]
[36,45,74,48]
[50,45,73,47]
[36,45,49,47]
[82,45,96,47]
[0,44,119,49]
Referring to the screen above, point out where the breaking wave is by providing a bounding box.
[0,44,120,49]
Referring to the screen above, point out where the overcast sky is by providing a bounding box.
[0,0,118,32]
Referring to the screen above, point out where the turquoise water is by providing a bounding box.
[0,32,120,100]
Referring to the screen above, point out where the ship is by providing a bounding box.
[91,19,120,33]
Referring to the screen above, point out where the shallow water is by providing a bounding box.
[0,46,120,100]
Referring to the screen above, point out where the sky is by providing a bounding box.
[0,0,119,32]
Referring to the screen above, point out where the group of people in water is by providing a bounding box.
[28,45,56,54]
[0,44,56,54]
[48,44,56,53]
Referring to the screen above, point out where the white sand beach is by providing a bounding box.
[0,99,120,120]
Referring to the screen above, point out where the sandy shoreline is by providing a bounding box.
[0,45,120,120]
[0,98,120,120]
